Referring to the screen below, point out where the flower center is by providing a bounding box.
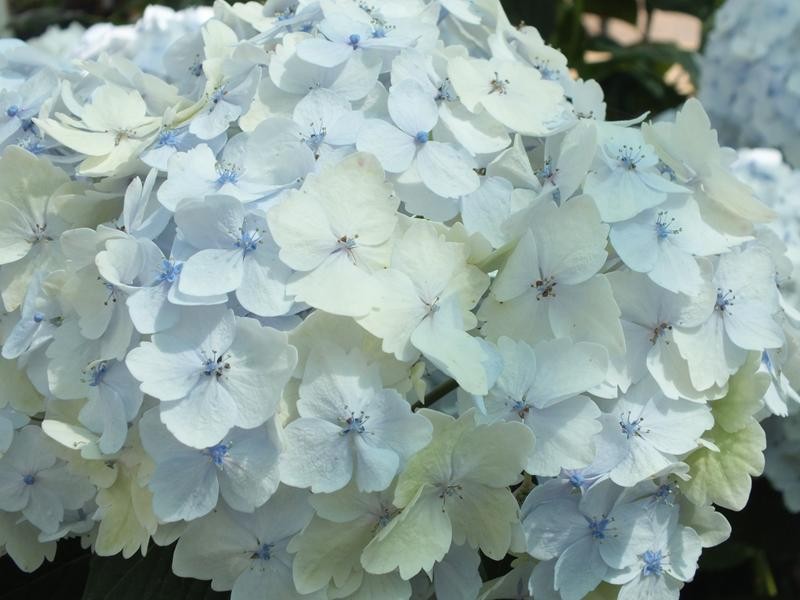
[616,144,645,171]
[438,483,464,504]
[565,470,586,491]
[586,515,611,539]
[489,71,510,95]
[650,322,672,344]
[511,399,530,419]
[211,87,227,105]
[341,410,369,435]
[201,350,231,378]
[216,162,241,186]
[414,131,429,145]
[204,442,230,467]
[619,411,646,439]
[157,259,183,284]
[157,129,179,148]
[347,33,361,48]
[532,276,557,300]
[655,211,681,240]
[715,288,735,313]
[84,361,108,387]
[652,483,676,505]
[335,234,359,264]
[305,124,327,152]
[22,474,35,485]
[29,222,51,244]
[235,222,263,255]
[253,542,273,561]
[641,549,664,577]
[6,104,20,118]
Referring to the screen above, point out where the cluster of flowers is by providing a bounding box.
[0,1,796,598]
[700,0,800,168]
[730,148,800,515]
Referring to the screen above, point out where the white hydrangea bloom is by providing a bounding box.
[126,305,296,447]
[0,427,94,533]
[139,408,281,521]
[280,344,432,493]
[172,486,324,599]
[0,1,793,596]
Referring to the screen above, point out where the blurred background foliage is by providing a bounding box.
[3,1,800,599]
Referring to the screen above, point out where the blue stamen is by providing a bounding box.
[17,137,45,155]
[655,211,681,240]
[347,34,361,48]
[568,471,586,490]
[586,515,611,539]
[211,87,227,105]
[341,411,368,435]
[617,144,645,171]
[234,224,262,255]
[6,104,20,118]
[33,311,45,323]
[201,350,229,377]
[511,399,530,419]
[216,164,240,186]
[205,443,230,466]
[156,259,183,284]
[537,65,558,80]
[652,483,676,505]
[305,126,327,150]
[414,131,429,144]
[656,161,676,181]
[715,288,735,313]
[642,549,664,577]
[23,474,35,485]
[156,129,179,148]
[619,412,644,439]
[87,362,108,387]
[254,543,273,561]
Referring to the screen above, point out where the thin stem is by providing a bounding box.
[412,378,459,411]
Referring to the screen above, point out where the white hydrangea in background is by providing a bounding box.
[700,0,800,167]
[0,1,795,598]
[729,148,800,514]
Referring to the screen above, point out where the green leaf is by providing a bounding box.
[699,541,756,571]
[584,0,638,23]
[82,544,225,600]
[644,0,724,21]
[683,420,766,511]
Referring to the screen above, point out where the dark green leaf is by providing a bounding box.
[644,0,724,21]
[0,540,90,600]
[584,0,638,23]
[82,544,226,600]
